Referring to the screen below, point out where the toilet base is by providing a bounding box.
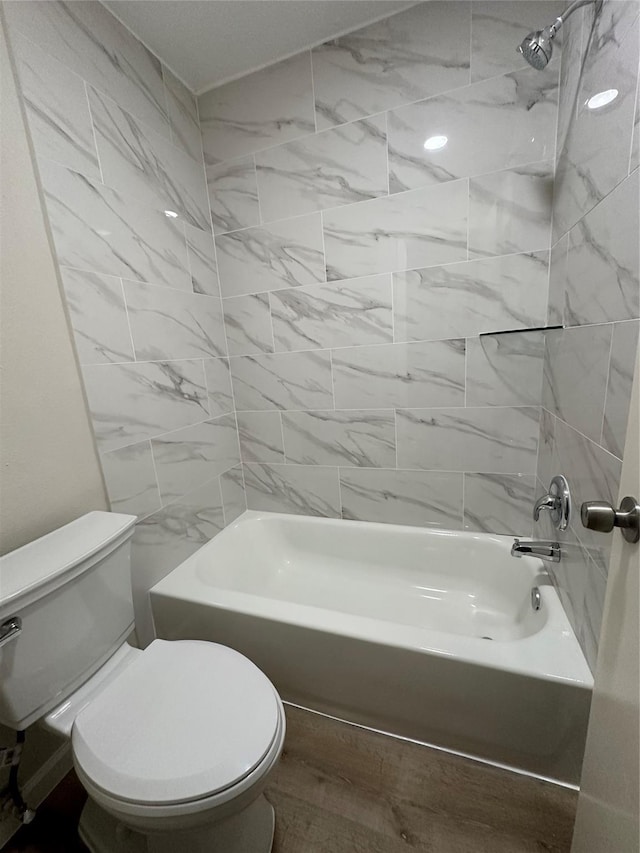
[79,793,276,853]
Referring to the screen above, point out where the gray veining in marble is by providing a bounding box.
[471,1,564,82]
[185,223,220,297]
[199,52,315,165]
[312,2,471,130]
[255,115,388,222]
[393,251,549,342]
[83,358,209,452]
[100,440,162,518]
[39,159,192,290]
[631,70,640,171]
[553,2,640,237]
[270,274,393,352]
[150,414,241,503]
[123,280,227,360]
[323,181,468,281]
[163,65,202,162]
[88,86,210,230]
[4,0,170,136]
[220,465,247,525]
[340,468,464,529]
[282,409,396,468]
[223,293,274,356]
[463,473,535,536]
[468,161,554,258]
[332,339,465,410]
[396,406,539,473]
[543,324,613,442]
[230,350,333,411]
[388,69,558,193]
[215,213,325,298]
[537,408,556,490]
[565,169,640,326]
[547,234,569,326]
[465,331,545,407]
[60,267,133,365]
[602,320,640,458]
[243,463,341,518]
[206,156,260,235]
[204,357,235,418]
[237,411,285,463]
[11,32,101,179]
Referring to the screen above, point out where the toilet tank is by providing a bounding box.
[0,512,137,730]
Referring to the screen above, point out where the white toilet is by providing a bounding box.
[0,511,286,853]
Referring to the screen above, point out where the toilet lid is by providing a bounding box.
[72,640,280,806]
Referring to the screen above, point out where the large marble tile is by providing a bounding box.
[602,320,640,458]
[388,70,558,193]
[215,213,325,298]
[123,281,227,360]
[565,169,640,325]
[311,2,471,130]
[162,66,202,162]
[340,469,464,529]
[468,162,554,258]
[223,293,274,356]
[470,1,564,83]
[323,181,468,281]
[230,350,333,411]
[198,52,315,165]
[11,32,100,179]
[88,87,210,230]
[270,274,393,352]
[396,406,539,473]
[466,331,545,407]
[203,357,234,418]
[282,410,396,468]
[333,339,465,410]
[551,417,622,575]
[393,251,549,342]
[132,479,224,643]
[100,440,161,518]
[60,267,133,365]
[237,411,285,463]
[150,414,241,503]
[547,234,569,326]
[631,71,640,172]
[553,3,640,236]
[255,115,388,222]
[220,465,247,526]
[206,156,260,235]
[184,223,220,297]
[83,359,209,452]
[463,473,535,537]
[39,159,191,290]
[4,0,170,136]
[542,324,612,442]
[537,407,556,490]
[243,463,341,518]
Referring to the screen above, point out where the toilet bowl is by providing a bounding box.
[0,512,285,853]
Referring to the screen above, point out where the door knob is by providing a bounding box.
[580,496,639,543]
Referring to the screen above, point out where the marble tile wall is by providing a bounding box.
[537,0,640,670]
[4,0,245,644]
[199,1,565,538]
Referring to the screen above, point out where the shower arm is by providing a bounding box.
[547,0,601,37]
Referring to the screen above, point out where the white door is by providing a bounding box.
[571,347,639,852]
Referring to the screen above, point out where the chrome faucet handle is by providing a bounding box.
[533,475,571,530]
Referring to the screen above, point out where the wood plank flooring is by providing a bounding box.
[6,703,577,852]
[266,704,578,853]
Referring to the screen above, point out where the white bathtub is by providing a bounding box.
[150,511,593,785]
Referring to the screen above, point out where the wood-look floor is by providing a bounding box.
[266,705,577,853]
[6,704,577,853]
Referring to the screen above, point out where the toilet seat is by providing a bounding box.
[72,640,281,811]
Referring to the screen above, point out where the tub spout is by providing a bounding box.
[511,539,561,562]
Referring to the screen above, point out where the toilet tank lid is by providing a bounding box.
[0,511,136,614]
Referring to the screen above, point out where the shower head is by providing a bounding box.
[516,0,601,71]
[517,27,555,70]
